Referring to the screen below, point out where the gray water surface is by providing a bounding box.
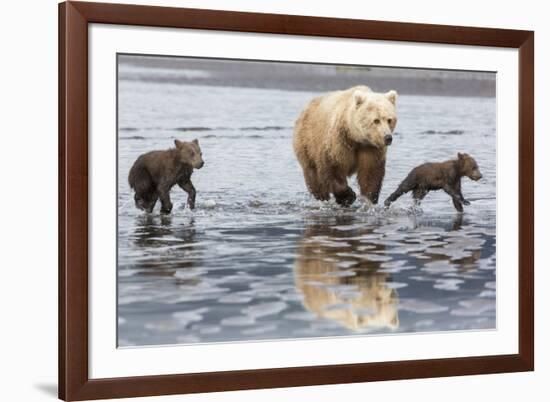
[117,57,496,347]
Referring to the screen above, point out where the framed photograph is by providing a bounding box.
[59,1,534,400]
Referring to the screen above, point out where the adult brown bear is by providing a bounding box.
[293,85,398,206]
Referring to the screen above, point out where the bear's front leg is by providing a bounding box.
[454,182,470,205]
[357,149,386,204]
[178,179,196,210]
[334,187,356,207]
[330,171,356,207]
[452,198,464,212]
[443,184,465,213]
[157,183,173,214]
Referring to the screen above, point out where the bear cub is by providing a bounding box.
[128,139,204,214]
[384,153,482,212]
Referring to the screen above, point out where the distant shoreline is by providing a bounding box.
[119,54,496,98]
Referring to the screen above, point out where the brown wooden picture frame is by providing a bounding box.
[59,1,534,400]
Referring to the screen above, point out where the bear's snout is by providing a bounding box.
[469,170,482,181]
[384,134,393,145]
[197,161,205,169]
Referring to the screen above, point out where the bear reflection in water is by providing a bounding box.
[293,216,399,331]
[293,213,483,333]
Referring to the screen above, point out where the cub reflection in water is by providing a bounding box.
[293,216,399,332]
[129,214,200,274]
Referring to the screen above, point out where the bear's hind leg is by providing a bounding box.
[134,193,147,211]
[143,193,158,213]
[134,190,157,213]
[157,183,173,214]
[384,181,414,207]
[303,164,330,201]
[412,188,428,205]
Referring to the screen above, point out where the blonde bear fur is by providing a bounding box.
[293,85,398,205]
[293,220,399,331]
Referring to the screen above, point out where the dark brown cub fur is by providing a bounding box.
[384,153,482,212]
[128,139,204,214]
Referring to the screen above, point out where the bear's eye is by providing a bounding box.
[387,119,393,124]
[374,119,381,124]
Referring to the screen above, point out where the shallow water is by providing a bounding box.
[117,58,496,347]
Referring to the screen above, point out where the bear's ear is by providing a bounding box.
[385,90,398,105]
[353,90,368,107]
[457,152,464,159]
[192,139,199,145]
[174,139,183,149]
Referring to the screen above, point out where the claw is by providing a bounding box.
[334,187,357,207]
